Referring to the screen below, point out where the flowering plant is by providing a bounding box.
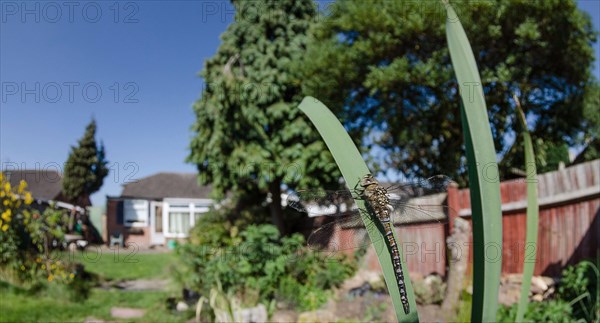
[0,172,74,286]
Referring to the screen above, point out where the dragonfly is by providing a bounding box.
[286,174,454,314]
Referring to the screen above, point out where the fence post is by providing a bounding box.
[447,182,460,233]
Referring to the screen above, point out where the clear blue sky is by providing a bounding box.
[1,1,598,206]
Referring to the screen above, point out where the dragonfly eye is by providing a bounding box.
[360,174,378,187]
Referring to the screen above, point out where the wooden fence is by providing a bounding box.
[355,159,599,277]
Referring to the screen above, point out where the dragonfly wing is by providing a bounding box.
[307,213,383,251]
[385,175,453,199]
[388,201,453,226]
[286,189,355,217]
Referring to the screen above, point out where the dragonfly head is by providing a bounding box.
[360,174,379,188]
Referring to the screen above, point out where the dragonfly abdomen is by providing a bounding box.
[383,222,410,314]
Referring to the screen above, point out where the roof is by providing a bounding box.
[4,169,63,201]
[120,172,212,200]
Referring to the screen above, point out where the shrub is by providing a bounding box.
[558,260,599,322]
[0,173,93,299]
[497,259,599,322]
[177,209,357,312]
[497,299,574,323]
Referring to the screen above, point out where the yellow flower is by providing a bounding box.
[69,273,75,279]
[3,199,9,206]
[41,264,46,270]
[51,264,56,270]
[24,192,33,205]
[36,258,41,263]
[0,172,4,182]
[47,274,54,282]
[3,182,10,192]
[0,191,5,197]
[20,265,25,271]
[1,224,8,232]
[1,209,11,222]
[17,180,27,194]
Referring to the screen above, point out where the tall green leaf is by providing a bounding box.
[444,2,503,321]
[298,96,419,322]
[514,95,539,322]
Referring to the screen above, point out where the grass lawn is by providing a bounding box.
[66,248,177,280]
[0,250,192,323]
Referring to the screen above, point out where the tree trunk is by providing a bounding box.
[268,179,286,236]
[442,217,470,319]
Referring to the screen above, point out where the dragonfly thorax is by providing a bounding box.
[360,175,394,221]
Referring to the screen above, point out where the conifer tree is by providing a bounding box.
[63,120,109,206]
[188,0,339,234]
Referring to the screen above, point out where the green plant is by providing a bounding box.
[297,97,417,321]
[0,174,95,300]
[497,299,574,323]
[445,1,503,321]
[62,119,108,207]
[196,280,242,323]
[301,0,598,185]
[455,289,472,322]
[177,218,356,313]
[363,294,388,322]
[187,0,340,236]
[412,275,446,305]
[558,260,599,322]
[514,95,540,322]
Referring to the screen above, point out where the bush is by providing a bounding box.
[0,173,93,299]
[558,260,599,322]
[497,259,599,322]
[413,275,446,305]
[497,299,574,323]
[177,208,357,312]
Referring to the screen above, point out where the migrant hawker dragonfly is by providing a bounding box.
[286,175,454,314]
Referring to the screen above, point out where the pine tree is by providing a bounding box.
[63,120,109,206]
[187,0,339,234]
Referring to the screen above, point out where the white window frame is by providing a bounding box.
[163,198,213,238]
[123,199,149,227]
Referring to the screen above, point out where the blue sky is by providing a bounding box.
[1,1,599,206]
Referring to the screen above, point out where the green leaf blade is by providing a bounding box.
[515,97,540,322]
[298,96,419,322]
[445,3,503,321]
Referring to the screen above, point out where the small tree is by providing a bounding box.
[62,119,108,207]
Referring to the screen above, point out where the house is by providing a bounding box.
[4,169,88,212]
[105,172,213,247]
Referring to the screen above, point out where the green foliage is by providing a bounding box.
[412,276,446,305]
[301,0,598,185]
[445,3,503,320]
[187,0,340,233]
[63,119,108,205]
[362,294,388,322]
[297,97,417,320]
[558,260,599,322]
[0,174,95,300]
[497,299,574,323]
[515,96,539,322]
[498,260,600,322]
[177,214,356,312]
[455,289,472,322]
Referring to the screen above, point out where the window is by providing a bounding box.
[164,200,213,237]
[168,211,191,234]
[124,199,149,227]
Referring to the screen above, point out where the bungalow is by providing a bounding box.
[4,169,87,212]
[106,172,213,247]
